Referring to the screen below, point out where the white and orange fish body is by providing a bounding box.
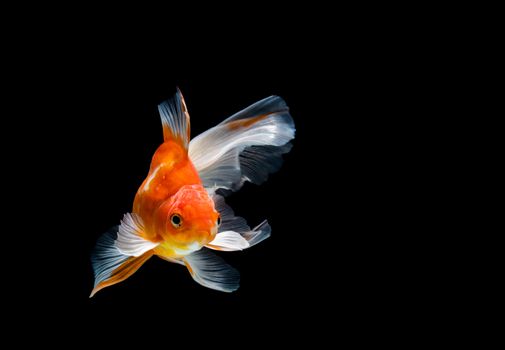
[90,89,295,296]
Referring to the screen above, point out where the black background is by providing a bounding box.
[5,12,425,343]
[22,70,367,335]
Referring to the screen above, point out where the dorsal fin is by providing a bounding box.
[158,88,191,150]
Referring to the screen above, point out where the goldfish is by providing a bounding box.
[90,88,295,296]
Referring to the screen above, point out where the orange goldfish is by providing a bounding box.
[90,88,295,296]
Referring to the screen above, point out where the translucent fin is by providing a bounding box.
[189,96,295,192]
[158,87,191,149]
[206,231,249,251]
[90,227,154,297]
[115,213,158,257]
[208,193,271,249]
[184,248,240,292]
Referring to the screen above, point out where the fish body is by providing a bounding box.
[90,89,295,296]
[133,141,216,255]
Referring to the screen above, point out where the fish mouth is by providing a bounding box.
[172,229,217,255]
[172,242,202,255]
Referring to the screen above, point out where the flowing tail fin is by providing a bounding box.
[189,95,295,192]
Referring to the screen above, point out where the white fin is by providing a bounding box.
[188,96,295,192]
[90,227,154,297]
[208,193,271,249]
[158,87,190,149]
[206,231,249,251]
[184,248,240,292]
[115,213,159,257]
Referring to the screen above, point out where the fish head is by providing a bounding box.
[157,184,220,253]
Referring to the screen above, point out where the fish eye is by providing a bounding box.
[170,214,182,228]
[217,216,221,226]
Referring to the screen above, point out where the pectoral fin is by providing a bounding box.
[115,213,158,256]
[206,231,249,251]
[204,193,271,251]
